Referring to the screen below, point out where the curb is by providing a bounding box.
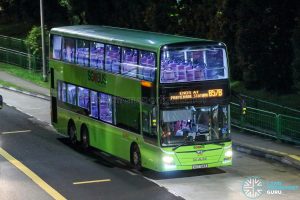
[0,85,50,101]
[233,142,300,170]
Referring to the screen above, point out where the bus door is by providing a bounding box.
[211,105,220,140]
[141,104,158,145]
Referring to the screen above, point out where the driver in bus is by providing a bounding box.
[175,120,191,137]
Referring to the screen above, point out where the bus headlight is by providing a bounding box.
[162,156,174,164]
[225,150,233,157]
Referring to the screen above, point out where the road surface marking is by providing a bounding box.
[0,148,66,200]
[289,155,300,161]
[1,130,31,134]
[126,170,137,176]
[73,179,111,185]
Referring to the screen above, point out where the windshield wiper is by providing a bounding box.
[172,136,194,151]
[172,140,226,151]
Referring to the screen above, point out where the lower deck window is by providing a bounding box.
[99,93,113,123]
[78,87,89,109]
[62,82,67,102]
[90,91,99,118]
[67,84,77,105]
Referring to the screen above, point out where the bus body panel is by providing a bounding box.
[49,25,232,172]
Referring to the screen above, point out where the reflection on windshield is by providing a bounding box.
[161,105,229,146]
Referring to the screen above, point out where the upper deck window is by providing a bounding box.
[105,45,121,73]
[62,38,75,63]
[90,42,104,69]
[76,40,89,66]
[139,51,156,82]
[51,35,62,60]
[160,46,228,83]
[121,48,138,78]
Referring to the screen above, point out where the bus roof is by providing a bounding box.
[50,25,214,51]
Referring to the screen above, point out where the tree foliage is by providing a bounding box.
[1,0,299,93]
[25,26,49,57]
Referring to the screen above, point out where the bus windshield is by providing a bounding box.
[160,46,228,83]
[160,105,229,146]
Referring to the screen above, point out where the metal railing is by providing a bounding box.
[232,94,300,117]
[0,35,28,53]
[0,47,43,72]
[231,102,300,144]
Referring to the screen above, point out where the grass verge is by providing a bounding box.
[0,62,49,89]
[0,79,41,95]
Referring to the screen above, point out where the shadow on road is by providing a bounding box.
[142,167,226,180]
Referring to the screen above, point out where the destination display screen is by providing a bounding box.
[159,80,230,107]
[170,89,223,100]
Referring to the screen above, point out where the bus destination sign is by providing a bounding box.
[170,89,223,101]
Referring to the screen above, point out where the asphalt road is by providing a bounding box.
[0,88,300,200]
[0,101,180,200]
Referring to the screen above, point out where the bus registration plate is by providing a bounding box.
[192,164,208,169]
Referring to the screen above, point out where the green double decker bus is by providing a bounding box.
[49,25,232,172]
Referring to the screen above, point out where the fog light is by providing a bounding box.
[163,156,174,164]
[225,150,233,157]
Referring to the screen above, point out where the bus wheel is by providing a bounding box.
[68,121,77,145]
[81,125,90,150]
[131,144,142,171]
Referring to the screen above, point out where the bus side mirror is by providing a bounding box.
[0,95,3,109]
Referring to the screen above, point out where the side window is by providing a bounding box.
[99,93,113,123]
[62,37,75,63]
[57,81,61,100]
[62,82,67,102]
[90,42,104,69]
[76,40,89,66]
[105,45,121,73]
[116,98,140,134]
[139,51,156,82]
[77,87,89,109]
[90,91,99,118]
[51,35,62,60]
[121,48,138,78]
[67,84,77,105]
[205,49,227,80]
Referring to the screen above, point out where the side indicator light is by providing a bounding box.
[141,80,152,88]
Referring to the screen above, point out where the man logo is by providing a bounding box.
[193,157,207,161]
[196,150,204,154]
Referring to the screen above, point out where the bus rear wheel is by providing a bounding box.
[131,144,142,171]
[81,125,90,150]
[68,121,77,145]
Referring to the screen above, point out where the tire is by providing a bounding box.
[131,144,142,171]
[68,121,77,145]
[81,125,90,150]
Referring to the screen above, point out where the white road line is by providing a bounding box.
[1,130,32,135]
[73,179,111,185]
[126,170,137,176]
